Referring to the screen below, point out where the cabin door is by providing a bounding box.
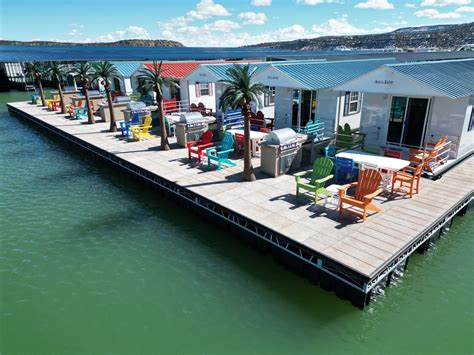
[387,96,429,147]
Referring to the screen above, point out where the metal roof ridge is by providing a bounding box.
[386,58,474,67]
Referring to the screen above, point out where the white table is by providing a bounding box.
[227,129,268,157]
[336,150,410,189]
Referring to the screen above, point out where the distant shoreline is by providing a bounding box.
[0,39,184,48]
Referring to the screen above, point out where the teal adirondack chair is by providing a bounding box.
[294,157,334,204]
[206,132,236,170]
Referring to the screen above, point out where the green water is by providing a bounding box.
[0,91,472,355]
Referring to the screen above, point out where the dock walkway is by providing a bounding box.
[7,101,473,307]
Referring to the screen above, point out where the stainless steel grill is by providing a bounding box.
[114,96,131,103]
[261,128,306,177]
[175,112,209,147]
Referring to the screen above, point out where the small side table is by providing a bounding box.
[325,184,341,205]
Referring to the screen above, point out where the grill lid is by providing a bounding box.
[127,101,147,112]
[179,111,204,124]
[264,128,298,145]
[115,96,131,103]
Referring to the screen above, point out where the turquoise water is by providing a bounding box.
[0,91,473,354]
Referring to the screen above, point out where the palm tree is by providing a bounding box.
[137,61,179,151]
[92,61,119,132]
[72,62,95,124]
[219,65,268,182]
[45,61,68,114]
[24,61,46,106]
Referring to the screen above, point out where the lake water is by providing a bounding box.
[0,91,473,354]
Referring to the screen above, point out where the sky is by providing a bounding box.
[0,0,473,46]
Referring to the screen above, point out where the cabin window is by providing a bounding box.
[264,86,275,107]
[195,82,212,97]
[344,91,361,116]
[469,107,474,131]
[113,77,121,91]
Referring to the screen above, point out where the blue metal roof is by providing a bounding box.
[268,58,398,89]
[386,59,474,99]
[110,61,143,77]
[201,59,326,81]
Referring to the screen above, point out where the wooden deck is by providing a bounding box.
[7,101,474,293]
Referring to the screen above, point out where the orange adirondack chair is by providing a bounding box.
[391,162,424,198]
[409,136,448,172]
[338,169,383,222]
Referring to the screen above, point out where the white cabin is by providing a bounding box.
[334,59,474,169]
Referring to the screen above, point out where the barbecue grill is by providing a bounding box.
[123,101,150,122]
[260,128,307,177]
[175,112,209,147]
[114,96,131,103]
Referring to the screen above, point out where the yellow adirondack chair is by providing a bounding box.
[131,116,155,141]
[338,168,383,222]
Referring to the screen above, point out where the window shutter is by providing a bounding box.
[357,92,362,114]
[195,82,201,97]
[208,83,213,96]
[344,92,350,116]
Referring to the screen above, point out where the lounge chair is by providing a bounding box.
[294,157,334,204]
[409,136,448,172]
[338,169,383,222]
[206,132,236,170]
[187,130,214,163]
[131,116,154,141]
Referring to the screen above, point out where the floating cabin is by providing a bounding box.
[335,58,474,176]
[129,60,258,111]
[253,58,398,137]
[109,61,143,95]
[185,61,286,118]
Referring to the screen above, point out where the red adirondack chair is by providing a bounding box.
[187,130,214,163]
[234,133,245,155]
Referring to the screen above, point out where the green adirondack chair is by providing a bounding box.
[294,157,334,204]
[206,132,236,170]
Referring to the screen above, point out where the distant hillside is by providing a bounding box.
[0,39,184,47]
[247,22,474,51]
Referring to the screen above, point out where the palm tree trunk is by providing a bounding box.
[243,101,256,182]
[57,79,66,114]
[157,94,169,150]
[106,87,116,132]
[37,77,46,106]
[83,84,95,124]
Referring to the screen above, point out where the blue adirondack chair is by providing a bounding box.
[31,94,40,104]
[74,103,92,120]
[335,157,356,184]
[120,113,141,137]
[206,132,236,170]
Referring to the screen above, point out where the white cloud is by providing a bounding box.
[205,20,241,31]
[66,24,84,38]
[414,8,461,17]
[404,3,417,8]
[455,5,474,11]
[420,0,471,7]
[297,0,340,5]
[251,0,271,6]
[312,18,368,35]
[186,0,230,20]
[355,0,394,9]
[238,12,267,25]
[97,26,151,41]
